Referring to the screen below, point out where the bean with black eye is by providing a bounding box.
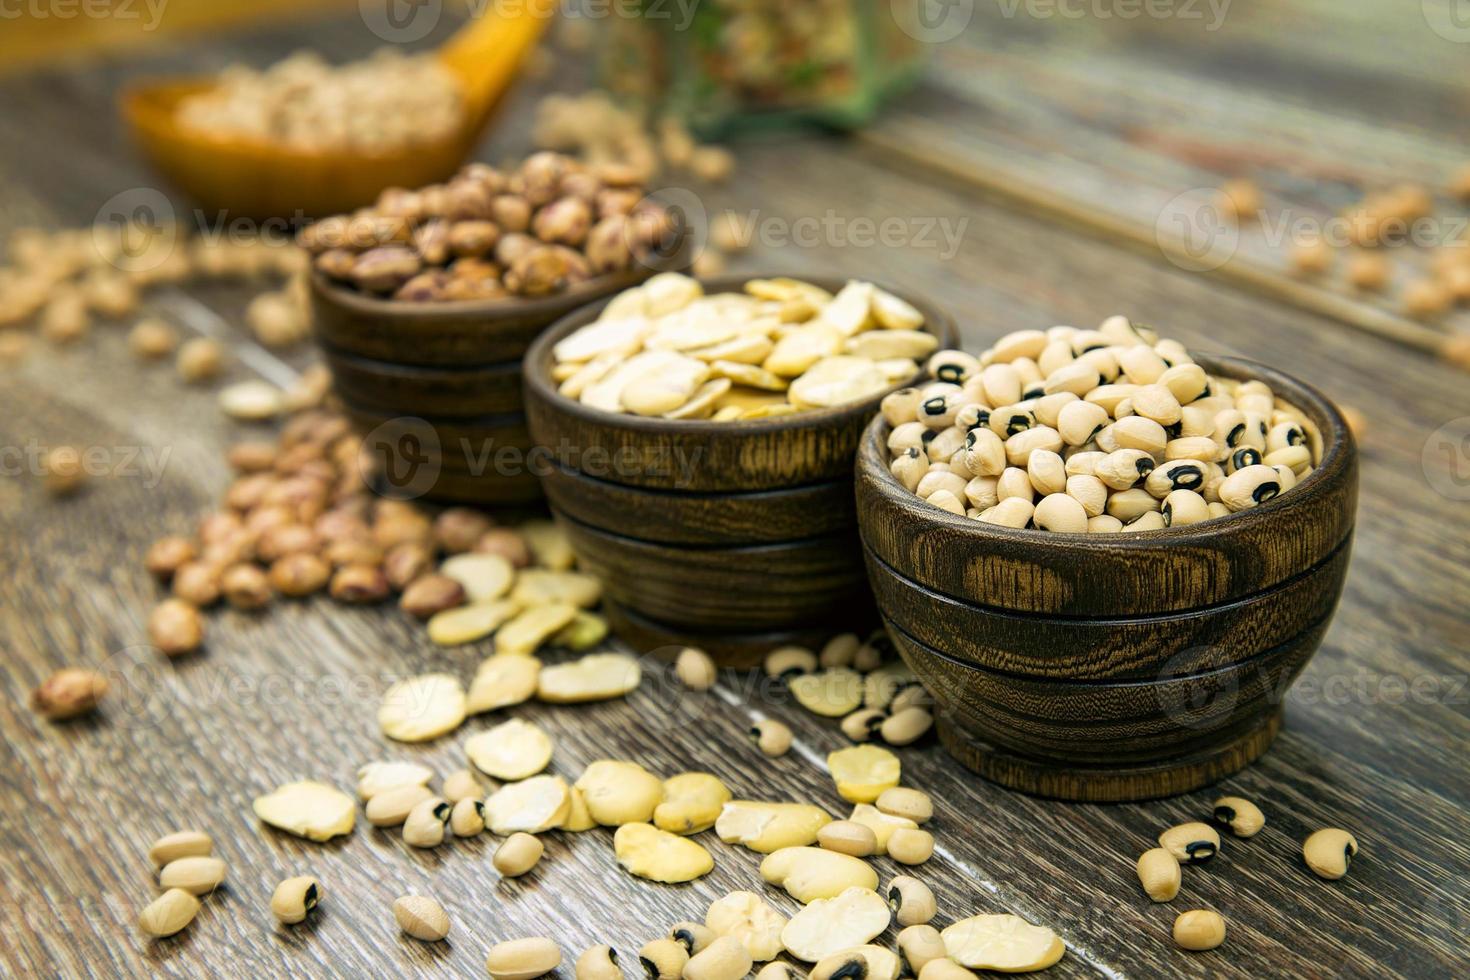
[1226,446,1262,474]
[1065,450,1105,476]
[1026,450,1067,496]
[882,388,922,427]
[576,945,624,980]
[749,718,793,756]
[891,449,927,492]
[1004,425,1064,467]
[1132,384,1183,425]
[887,875,937,926]
[1094,449,1155,490]
[926,427,965,463]
[980,498,1033,528]
[1145,459,1206,498]
[954,403,987,431]
[1220,464,1281,511]
[1303,828,1358,879]
[1043,361,1101,397]
[638,939,689,980]
[980,363,1023,406]
[1206,501,1231,520]
[1266,421,1306,453]
[962,428,1005,477]
[991,329,1048,363]
[1119,345,1167,384]
[1057,400,1109,446]
[1077,347,1120,383]
[887,422,928,456]
[841,708,887,742]
[1159,821,1221,864]
[1274,464,1298,491]
[670,922,717,955]
[964,476,999,511]
[1159,362,1208,403]
[1031,391,1077,427]
[1162,489,1209,527]
[916,470,966,502]
[1034,493,1089,533]
[927,350,979,384]
[764,646,816,678]
[1241,411,1269,450]
[927,489,965,516]
[920,392,965,429]
[996,467,1034,503]
[1179,405,1215,438]
[1088,514,1123,532]
[1211,796,1265,837]
[1065,474,1107,517]
[988,405,1036,439]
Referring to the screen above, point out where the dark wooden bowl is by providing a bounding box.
[524,274,957,663]
[311,258,686,506]
[855,355,1358,801]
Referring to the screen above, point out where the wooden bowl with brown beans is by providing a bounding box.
[855,355,1358,802]
[523,274,957,665]
[309,262,678,506]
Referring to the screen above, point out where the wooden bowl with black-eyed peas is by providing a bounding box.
[855,346,1358,803]
[523,273,957,665]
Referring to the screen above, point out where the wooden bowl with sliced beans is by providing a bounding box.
[523,273,957,664]
[855,355,1358,802]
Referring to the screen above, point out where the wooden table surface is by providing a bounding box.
[1,8,1467,979]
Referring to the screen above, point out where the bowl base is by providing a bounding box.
[603,600,876,669]
[936,710,1283,803]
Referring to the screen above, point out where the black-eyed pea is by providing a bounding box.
[1113,416,1168,454]
[890,684,932,714]
[917,469,967,501]
[818,820,879,857]
[494,832,545,877]
[1133,384,1182,425]
[1159,821,1221,864]
[402,797,451,848]
[1026,450,1067,496]
[1094,422,1121,453]
[991,329,1048,364]
[981,498,1033,528]
[366,783,435,827]
[963,476,999,511]
[1240,411,1269,450]
[852,642,884,673]
[926,427,966,463]
[888,421,929,456]
[1063,475,1107,518]
[987,405,1036,440]
[1085,383,1137,416]
[954,402,987,431]
[158,856,227,895]
[1212,796,1265,837]
[1219,464,1281,511]
[888,827,935,865]
[919,390,967,429]
[887,874,937,926]
[1004,425,1063,467]
[1303,828,1358,879]
[149,831,213,865]
[1154,338,1192,366]
[881,706,934,745]
[882,388,923,427]
[918,959,980,980]
[1088,515,1124,532]
[765,645,817,678]
[450,797,486,836]
[675,647,718,690]
[443,769,484,804]
[1064,449,1105,476]
[1206,502,1231,520]
[926,489,966,516]
[1265,444,1311,474]
[996,467,1033,503]
[139,888,201,938]
[1165,436,1223,462]
[1106,488,1160,523]
[1095,449,1155,490]
[1056,399,1108,446]
[1119,345,1168,385]
[1274,464,1299,492]
[898,925,949,975]
[683,936,753,980]
[486,937,562,980]
[927,350,979,385]
[394,895,450,941]
[1266,421,1306,453]
[841,708,887,742]
[670,922,717,955]
[891,449,928,492]
[1136,847,1181,902]
[980,363,1023,406]
[270,875,321,925]
[1159,362,1208,403]
[810,946,900,980]
[818,633,860,669]
[1225,446,1262,474]
[1162,489,1209,527]
[1033,493,1088,533]
[1172,910,1227,951]
[1043,361,1100,397]
[1179,404,1216,438]
[750,718,794,757]
[1146,459,1207,497]
[638,938,689,980]
[1127,511,1167,531]
[962,428,1006,477]
[576,945,624,980]
[876,787,933,823]
[1032,391,1077,428]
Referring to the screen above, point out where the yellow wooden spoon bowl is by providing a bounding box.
[120,2,555,220]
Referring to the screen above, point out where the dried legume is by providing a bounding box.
[1172,910,1226,951]
[1303,828,1358,879]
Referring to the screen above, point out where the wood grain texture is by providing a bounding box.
[0,9,1467,978]
[323,345,525,418]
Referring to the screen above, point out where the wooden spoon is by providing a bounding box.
[120,0,555,220]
